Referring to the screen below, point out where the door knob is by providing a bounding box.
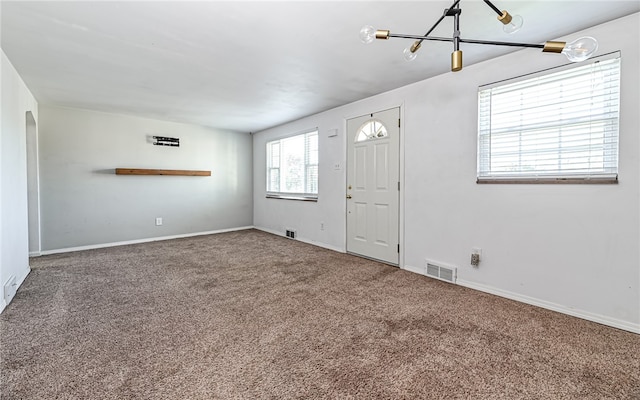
[346,194,352,199]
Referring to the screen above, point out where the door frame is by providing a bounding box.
[26,111,41,257]
[343,104,405,269]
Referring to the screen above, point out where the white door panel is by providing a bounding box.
[374,204,390,245]
[346,108,400,265]
[375,143,389,189]
[354,202,367,241]
[355,147,367,190]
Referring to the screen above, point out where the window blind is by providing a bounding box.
[478,53,620,182]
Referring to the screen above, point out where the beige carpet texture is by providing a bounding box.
[1,229,638,399]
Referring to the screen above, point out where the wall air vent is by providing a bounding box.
[425,260,457,283]
[285,229,297,239]
[3,276,17,305]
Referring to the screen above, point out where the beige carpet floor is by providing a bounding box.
[1,229,639,399]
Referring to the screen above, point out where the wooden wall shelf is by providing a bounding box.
[115,168,211,176]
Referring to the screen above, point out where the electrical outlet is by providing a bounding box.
[471,247,481,267]
[320,222,325,231]
[155,217,163,226]
[470,253,480,266]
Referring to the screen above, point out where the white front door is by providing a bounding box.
[346,108,400,265]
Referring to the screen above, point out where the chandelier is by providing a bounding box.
[359,0,598,72]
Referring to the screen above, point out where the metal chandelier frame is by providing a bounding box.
[360,0,598,72]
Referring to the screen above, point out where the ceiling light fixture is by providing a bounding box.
[360,0,598,72]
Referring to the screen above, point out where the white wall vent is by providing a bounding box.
[425,260,457,283]
[3,276,17,305]
[285,229,297,239]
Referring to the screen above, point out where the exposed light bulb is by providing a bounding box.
[562,36,598,62]
[359,25,376,44]
[403,47,417,62]
[503,14,523,34]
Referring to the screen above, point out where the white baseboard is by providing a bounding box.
[456,279,639,334]
[402,264,639,334]
[254,226,345,253]
[0,267,31,314]
[297,237,345,253]
[402,264,424,275]
[39,226,255,256]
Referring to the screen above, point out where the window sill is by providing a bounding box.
[266,194,318,202]
[476,176,618,184]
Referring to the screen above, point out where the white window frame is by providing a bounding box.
[477,52,621,184]
[266,129,318,201]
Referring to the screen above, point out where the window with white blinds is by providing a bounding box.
[266,129,318,200]
[477,53,620,183]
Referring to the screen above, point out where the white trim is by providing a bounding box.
[400,265,638,334]
[266,129,319,197]
[0,267,31,314]
[26,111,42,256]
[398,102,406,270]
[254,226,345,253]
[344,105,403,266]
[265,194,318,202]
[477,54,621,181]
[401,264,424,275]
[38,226,254,256]
[479,51,621,90]
[31,228,639,334]
[29,251,41,257]
[297,237,345,254]
[266,126,319,143]
[457,279,639,334]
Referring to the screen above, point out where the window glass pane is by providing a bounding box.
[307,132,318,165]
[281,134,305,193]
[269,142,280,168]
[306,165,318,194]
[268,168,279,192]
[356,120,388,142]
[266,129,318,196]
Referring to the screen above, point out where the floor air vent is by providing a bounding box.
[285,229,296,239]
[425,261,457,283]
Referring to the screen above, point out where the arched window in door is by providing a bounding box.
[355,119,388,142]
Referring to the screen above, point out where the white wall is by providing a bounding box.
[253,121,348,252]
[1,50,38,312]
[254,13,640,333]
[39,106,253,251]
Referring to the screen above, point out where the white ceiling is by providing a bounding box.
[2,1,639,133]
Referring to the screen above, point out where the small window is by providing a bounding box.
[266,129,318,200]
[356,119,388,142]
[477,53,620,183]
